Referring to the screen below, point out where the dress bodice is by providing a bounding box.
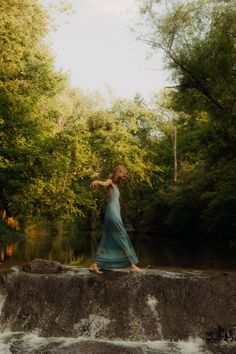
[107,184,120,204]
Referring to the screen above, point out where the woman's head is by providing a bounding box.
[111,165,128,185]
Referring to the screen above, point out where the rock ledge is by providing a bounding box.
[22,258,63,274]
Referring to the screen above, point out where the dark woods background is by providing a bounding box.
[0,0,235,264]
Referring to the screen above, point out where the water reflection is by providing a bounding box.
[0,243,18,262]
[0,223,236,271]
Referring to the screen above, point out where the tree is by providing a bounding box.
[138,0,236,118]
[0,0,66,222]
[136,0,236,247]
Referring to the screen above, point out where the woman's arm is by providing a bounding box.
[91,178,113,189]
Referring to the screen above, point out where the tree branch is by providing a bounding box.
[230,96,236,116]
[165,84,189,89]
[165,48,225,112]
[145,3,226,114]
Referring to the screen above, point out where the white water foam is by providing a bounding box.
[0,294,6,315]
[0,331,12,354]
[149,269,204,279]
[10,266,20,272]
[143,337,212,353]
[0,331,220,354]
[73,314,111,338]
[147,295,163,339]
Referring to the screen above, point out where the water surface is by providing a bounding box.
[0,223,235,272]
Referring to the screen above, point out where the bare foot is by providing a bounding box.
[129,264,143,273]
[89,263,103,274]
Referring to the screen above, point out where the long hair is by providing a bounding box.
[102,165,128,203]
[110,165,128,185]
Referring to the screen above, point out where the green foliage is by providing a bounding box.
[0,0,77,222]
[1,0,235,258]
[87,102,161,184]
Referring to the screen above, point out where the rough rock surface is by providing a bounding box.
[21,258,63,274]
[0,259,235,345]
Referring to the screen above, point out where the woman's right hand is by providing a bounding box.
[99,197,107,205]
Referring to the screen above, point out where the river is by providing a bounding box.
[0,223,235,272]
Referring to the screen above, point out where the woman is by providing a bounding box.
[90,165,142,274]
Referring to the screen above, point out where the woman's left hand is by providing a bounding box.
[91,180,99,188]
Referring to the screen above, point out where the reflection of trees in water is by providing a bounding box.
[0,219,102,267]
[0,222,24,263]
[18,221,101,266]
[0,242,18,262]
[1,221,236,269]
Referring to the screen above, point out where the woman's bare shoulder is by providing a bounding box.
[104,178,113,186]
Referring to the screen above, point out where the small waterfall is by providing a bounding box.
[0,262,235,353]
[0,293,13,354]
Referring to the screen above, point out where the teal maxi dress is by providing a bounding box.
[95,184,139,269]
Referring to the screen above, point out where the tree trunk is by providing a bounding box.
[172,125,177,182]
